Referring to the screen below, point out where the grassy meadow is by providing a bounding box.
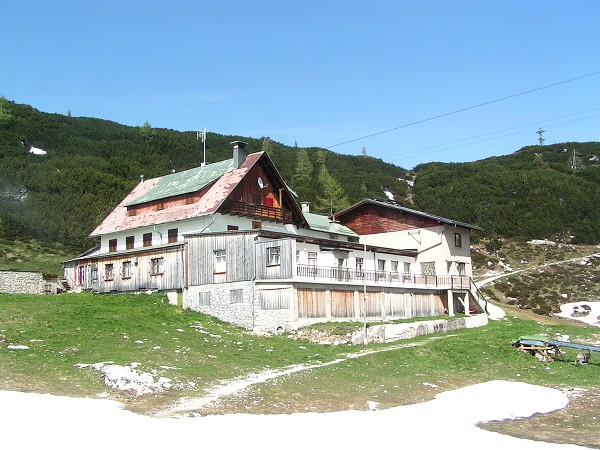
[1,290,599,446]
[1,239,600,446]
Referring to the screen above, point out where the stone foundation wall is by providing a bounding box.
[186,281,256,329]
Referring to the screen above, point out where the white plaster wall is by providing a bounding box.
[295,242,415,272]
[358,225,474,276]
[99,214,293,253]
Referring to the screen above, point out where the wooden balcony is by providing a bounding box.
[221,199,293,223]
[296,264,473,290]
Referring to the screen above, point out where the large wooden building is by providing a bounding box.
[64,142,485,331]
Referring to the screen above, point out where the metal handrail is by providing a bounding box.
[296,264,473,289]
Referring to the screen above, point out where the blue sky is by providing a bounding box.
[3,0,599,169]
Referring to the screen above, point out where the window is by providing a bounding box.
[308,252,317,266]
[252,194,261,204]
[122,261,132,279]
[296,250,300,264]
[227,225,239,231]
[214,250,226,273]
[337,258,347,280]
[403,262,412,280]
[143,233,153,247]
[377,259,386,274]
[126,236,134,250]
[198,292,211,306]
[150,257,164,276]
[109,239,117,252]
[454,233,462,248]
[267,246,281,266]
[356,257,364,277]
[391,260,399,279]
[230,289,244,304]
[458,262,466,276]
[168,228,178,243]
[104,264,114,281]
[252,221,262,230]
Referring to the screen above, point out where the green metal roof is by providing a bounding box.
[304,212,358,237]
[127,158,235,206]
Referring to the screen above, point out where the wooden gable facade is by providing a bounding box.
[338,201,441,235]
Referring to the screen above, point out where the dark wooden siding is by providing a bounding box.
[187,233,254,285]
[340,203,440,235]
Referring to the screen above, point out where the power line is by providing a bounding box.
[388,110,600,164]
[326,71,600,149]
[386,108,600,161]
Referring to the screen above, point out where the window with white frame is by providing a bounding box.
[391,260,399,279]
[458,262,466,276]
[150,257,164,276]
[308,252,317,266]
[377,259,386,274]
[403,262,412,280]
[267,246,281,266]
[214,250,226,273]
[122,261,132,279]
[356,257,364,277]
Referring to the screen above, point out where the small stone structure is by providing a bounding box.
[0,270,58,295]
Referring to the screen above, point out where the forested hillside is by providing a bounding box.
[0,99,407,250]
[1,98,600,252]
[411,142,600,244]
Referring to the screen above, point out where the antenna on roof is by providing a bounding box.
[197,127,207,166]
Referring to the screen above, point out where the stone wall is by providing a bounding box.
[0,271,57,295]
[185,282,295,332]
[353,313,489,344]
[186,281,256,329]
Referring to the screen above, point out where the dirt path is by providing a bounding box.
[154,340,431,417]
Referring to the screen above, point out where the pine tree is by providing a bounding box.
[314,162,350,214]
[261,137,275,156]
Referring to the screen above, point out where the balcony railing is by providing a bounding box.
[296,264,473,290]
[221,199,293,223]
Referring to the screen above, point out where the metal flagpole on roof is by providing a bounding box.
[198,127,207,166]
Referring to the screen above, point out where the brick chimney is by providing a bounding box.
[231,141,248,168]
